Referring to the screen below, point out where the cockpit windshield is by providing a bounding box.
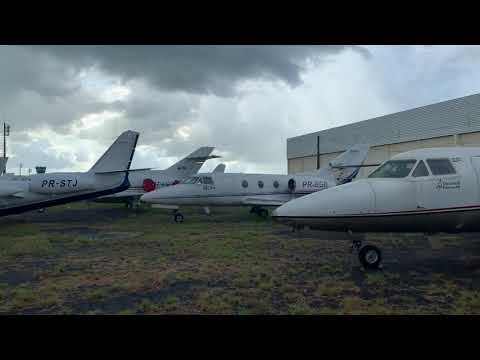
[368,159,417,179]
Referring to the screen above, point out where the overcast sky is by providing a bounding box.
[2,45,480,175]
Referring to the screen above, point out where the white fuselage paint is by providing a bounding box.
[0,131,139,217]
[141,172,336,207]
[272,147,480,233]
[97,171,183,199]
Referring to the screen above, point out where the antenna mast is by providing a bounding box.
[2,120,10,175]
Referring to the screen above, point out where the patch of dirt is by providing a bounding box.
[55,280,203,314]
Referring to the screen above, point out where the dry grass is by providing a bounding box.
[0,202,480,314]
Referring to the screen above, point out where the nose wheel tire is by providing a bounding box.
[358,245,382,270]
[174,213,184,223]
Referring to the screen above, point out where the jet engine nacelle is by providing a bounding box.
[29,173,96,194]
[287,176,330,194]
[0,182,24,197]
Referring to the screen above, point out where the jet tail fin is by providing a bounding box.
[327,144,370,184]
[164,146,219,176]
[310,144,370,184]
[88,131,139,174]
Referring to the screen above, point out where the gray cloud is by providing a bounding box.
[0,46,80,99]
[4,45,480,177]
[27,45,368,96]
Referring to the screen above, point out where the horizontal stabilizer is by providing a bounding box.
[95,168,151,175]
[330,163,380,169]
[189,155,221,162]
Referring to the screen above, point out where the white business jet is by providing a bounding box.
[94,146,220,208]
[0,130,139,217]
[141,145,371,223]
[272,147,480,269]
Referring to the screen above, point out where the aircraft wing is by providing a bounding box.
[241,197,287,207]
[95,188,145,202]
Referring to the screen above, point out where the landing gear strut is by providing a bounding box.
[250,206,269,217]
[125,199,141,210]
[351,238,382,270]
[173,210,184,223]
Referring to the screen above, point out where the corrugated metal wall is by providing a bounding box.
[287,93,480,161]
[288,133,480,177]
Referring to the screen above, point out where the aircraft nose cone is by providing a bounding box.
[273,180,374,222]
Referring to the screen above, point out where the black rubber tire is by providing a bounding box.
[174,213,184,223]
[358,245,382,270]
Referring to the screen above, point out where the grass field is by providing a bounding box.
[1,202,480,314]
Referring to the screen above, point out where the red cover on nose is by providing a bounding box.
[143,178,156,192]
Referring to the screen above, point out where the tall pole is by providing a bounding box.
[2,122,5,175]
[2,121,10,175]
[316,135,320,170]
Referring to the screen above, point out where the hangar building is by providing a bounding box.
[287,93,480,178]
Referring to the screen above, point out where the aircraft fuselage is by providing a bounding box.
[141,172,335,207]
[273,147,480,234]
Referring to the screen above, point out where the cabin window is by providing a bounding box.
[202,177,214,185]
[368,159,416,179]
[242,180,248,188]
[273,180,279,188]
[258,180,264,188]
[426,158,456,175]
[412,160,429,177]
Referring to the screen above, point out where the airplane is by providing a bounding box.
[93,147,220,208]
[272,146,480,269]
[140,144,371,223]
[0,130,139,217]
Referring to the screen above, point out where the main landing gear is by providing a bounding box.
[351,239,382,270]
[173,210,184,223]
[250,206,269,217]
[125,199,141,210]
